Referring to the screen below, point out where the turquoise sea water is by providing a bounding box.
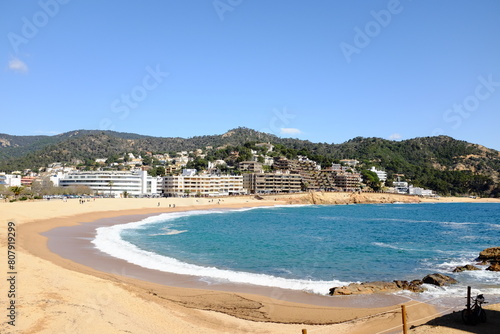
[93,203,500,302]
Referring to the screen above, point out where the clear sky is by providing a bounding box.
[2,1,500,150]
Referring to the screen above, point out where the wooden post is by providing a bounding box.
[466,286,471,312]
[302,330,307,334]
[401,305,408,334]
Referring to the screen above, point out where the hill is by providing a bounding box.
[0,128,499,196]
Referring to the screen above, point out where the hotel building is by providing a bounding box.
[369,166,388,182]
[0,173,22,187]
[59,170,157,197]
[243,172,302,194]
[161,174,244,197]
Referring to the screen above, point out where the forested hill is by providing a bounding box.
[0,128,499,196]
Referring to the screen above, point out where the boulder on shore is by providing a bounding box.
[452,264,481,272]
[477,247,500,262]
[486,263,500,271]
[329,273,460,296]
[422,273,458,286]
[329,280,424,295]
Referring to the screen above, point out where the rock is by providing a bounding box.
[329,281,400,295]
[394,280,425,293]
[452,265,481,272]
[329,280,425,295]
[422,273,458,286]
[477,247,500,263]
[486,263,500,271]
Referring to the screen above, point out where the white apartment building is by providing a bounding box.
[161,173,244,197]
[370,166,387,182]
[340,159,359,167]
[59,170,157,197]
[409,185,434,196]
[393,181,409,194]
[0,173,22,187]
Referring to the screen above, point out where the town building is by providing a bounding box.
[238,161,263,173]
[334,173,362,191]
[409,185,434,196]
[393,180,409,194]
[340,159,359,167]
[58,170,157,197]
[369,166,387,182]
[0,173,22,187]
[161,172,244,197]
[21,176,37,187]
[243,172,302,194]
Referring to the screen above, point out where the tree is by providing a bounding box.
[31,177,54,196]
[108,181,114,197]
[9,186,25,198]
[361,170,381,191]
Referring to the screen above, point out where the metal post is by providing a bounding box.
[401,305,408,334]
[467,286,471,312]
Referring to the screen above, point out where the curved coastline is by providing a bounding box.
[5,194,500,333]
[42,207,401,306]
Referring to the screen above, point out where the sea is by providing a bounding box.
[92,202,500,307]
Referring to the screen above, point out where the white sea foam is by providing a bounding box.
[150,229,188,236]
[439,221,478,228]
[92,208,347,294]
[371,242,424,252]
[372,242,403,250]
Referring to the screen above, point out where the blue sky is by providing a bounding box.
[2,1,500,150]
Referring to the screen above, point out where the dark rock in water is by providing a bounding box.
[452,264,481,272]
[394,280,425,293]
[422,273,458,286]
[477,247,500,263]
[486,263,500,271]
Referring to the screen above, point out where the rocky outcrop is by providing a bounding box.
[422,273,458,286]
[329,280,424,295]
[452,264,481,272]
[478,247,500,263]
[284,191,421,205]
[486,263,500,271]
[476,247,500,271]
[329,273,459,296]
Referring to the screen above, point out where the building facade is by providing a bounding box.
[243,173,302,194]
[369,166,387,182]
[0,173,22,187]
[161,174,244,197]
[59,170,157,197]
[238,161,263,173]
[334,173,362,191]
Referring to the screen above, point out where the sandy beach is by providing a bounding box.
[1,193,499,333]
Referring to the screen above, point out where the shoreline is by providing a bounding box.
[2,194,499,333]
[42,207,410,308]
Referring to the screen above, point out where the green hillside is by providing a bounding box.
[0,128,498,196]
